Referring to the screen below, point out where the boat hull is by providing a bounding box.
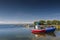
[45,27,56,33]
[31,27,56,33]
[32,29,46,34]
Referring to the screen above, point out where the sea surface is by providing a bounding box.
[0,24,59,40]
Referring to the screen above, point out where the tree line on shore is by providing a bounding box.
[34,20,60,25]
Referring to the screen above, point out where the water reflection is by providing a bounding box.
[34,33,46,38]
[32,32,56,38]
[46,32,56,37]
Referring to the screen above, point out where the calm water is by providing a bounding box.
[0,24,60,40]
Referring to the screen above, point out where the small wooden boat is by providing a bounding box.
[31,27,56,33]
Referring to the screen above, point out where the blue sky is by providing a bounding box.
[0,0,60,24]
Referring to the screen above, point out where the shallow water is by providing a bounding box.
[0,25,59,40]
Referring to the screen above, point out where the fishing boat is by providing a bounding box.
[31,26,56,33]
[32,22,56,33]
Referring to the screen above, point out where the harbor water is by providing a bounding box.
[0,24,59,40]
